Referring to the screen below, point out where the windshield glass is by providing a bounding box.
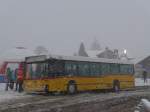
[26,62,48,79]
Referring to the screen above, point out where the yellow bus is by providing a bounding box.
[23,55,135,94]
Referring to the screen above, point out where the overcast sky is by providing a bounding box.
[0,0,150,60]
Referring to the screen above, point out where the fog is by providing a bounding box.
[0,0,150,61]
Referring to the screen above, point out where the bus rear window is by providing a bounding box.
[120,64,134,74]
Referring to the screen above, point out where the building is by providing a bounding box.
[97,47,119,59]
[134,64,144,78]
[77,39,132,61]
[135,56,150,77]
[86,47,120,59]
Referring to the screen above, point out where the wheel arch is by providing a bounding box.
[113,79,120,91]
[68,80,76,84]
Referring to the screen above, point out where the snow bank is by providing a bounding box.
[141,99,150,112]
[135,78,150,86]
[0,83,5,91]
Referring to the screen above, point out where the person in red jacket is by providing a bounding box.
[16,63,24,93]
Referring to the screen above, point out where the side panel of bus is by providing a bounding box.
[24,75,134,92]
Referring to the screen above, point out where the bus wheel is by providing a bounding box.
[113,80,120,93]
[67,82,77,95]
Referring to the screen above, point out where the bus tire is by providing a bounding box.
[113,80,120,93]
[67,82,77,95]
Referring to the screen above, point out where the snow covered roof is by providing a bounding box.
[86,50,104,57]
[26,54,133,64]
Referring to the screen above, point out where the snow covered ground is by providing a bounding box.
[135,78,150,86]
[0,83,30,103]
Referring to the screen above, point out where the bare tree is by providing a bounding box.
[34,46,48,55]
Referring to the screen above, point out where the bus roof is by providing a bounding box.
[26,55,133,64]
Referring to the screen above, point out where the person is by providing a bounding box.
[143,70,148,83]
[5,67,13,91]
[14,68,18,91]
[17,64,24,93]
[10,69,18,90]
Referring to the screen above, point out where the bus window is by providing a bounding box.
[101,63,110,75]
[78,62,90,76]
[72,63,78,75]
[90,63,101,76]
[110,63,120,74]
[65,61,78,76]
[129,65,134,74]
[120,64,134,74]
[65,62,72,75]
[26,64,36,79]
[49,60,65,77]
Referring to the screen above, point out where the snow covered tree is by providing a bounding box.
[91,38,101,50]
[34,46,48,55]
[78,42,88,57]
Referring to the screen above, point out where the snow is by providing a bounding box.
[0,83,30,103]
[28,54,133,64]
[135,78,150,86]
[141,99,150,112]
[50,55,133,64]
[86,50,103,58]
[0,83,5,91]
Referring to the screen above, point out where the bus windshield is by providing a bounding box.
[26,62,49,79]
